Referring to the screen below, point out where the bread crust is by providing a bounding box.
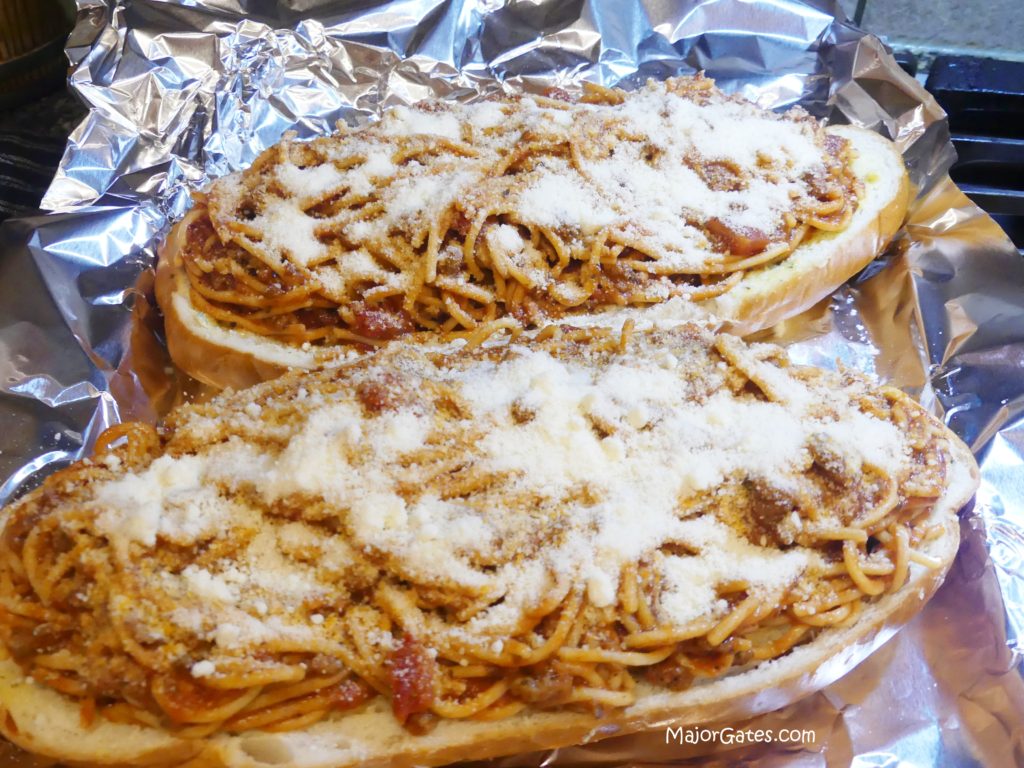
[706,125,911,335]
[0,435,977,768]
[154,226,320,391]
[155,125,910,391]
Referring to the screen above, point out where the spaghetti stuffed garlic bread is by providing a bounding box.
[156,75,910,389]
[0,324,976,767]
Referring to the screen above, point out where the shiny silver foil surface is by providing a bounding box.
[0,0,1022,764]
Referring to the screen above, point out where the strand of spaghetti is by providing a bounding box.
[450,664,493,679]
[234,674,346,715]
[813,527,869,543]
[857,561,896,576]
[750,625,810,661]
[188,280,318,316]
[0,543,27,582]
[326,328,394,346]
[442,293,478,329]
[30,667,89,697]
[439,312,464,334]
[855,467,900,529]
[843,540,886,596]
[837,598,864,629]
[0,592,48,621]
[363,283,406,304]
[539,226,571,274]
[553,660,607,688]
[564,687,634,707]
[223,259,301,295]
[30,651,79,674]
[623,620,719,649]
[100,703,163,728]
[700,242,791,274]
[227,690,346,732]
[423,214,444,284]
[175,720,227,739]
[908,548,943,569]
[807,203,855,232]
[619,564,639,615]
[455,318,521,349]
[150,678,262,725]
[791,587,862,617]
[717,579,749,594]
[618,318,635,353]
[21,522,58,605]
[707,596,759,647]
[900,495,943,523]
[199,662,308,690]
[431,679,508,719]
[806,195,845,218]
[748,599,781,625]
[683,270,745,301]
[729,637,755,653]
[794,602,855,627]
[433,276,496,304]
[188,278,318,315]
[263,709,333,733]
[551,270,596,308]
[556,646,674,666]
[461,212,488,282]
[505,259,541,292]
[470,698,527,722]
[408,302,443,332]
[93,422,159,458]
[510,591,582,666]
[31,539,87,608]
[635,577,657,630]
[614,667,637,691]
[757,613,794,628]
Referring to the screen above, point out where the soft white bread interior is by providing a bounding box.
[0,437,976,768]
[154,124,909,391]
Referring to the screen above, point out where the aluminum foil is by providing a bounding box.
[1,0,1023,764]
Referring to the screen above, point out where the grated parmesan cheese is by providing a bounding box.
[79,327,915,658]
[658,517,813,626]
[205,79,844,303]
[190,660,216,678]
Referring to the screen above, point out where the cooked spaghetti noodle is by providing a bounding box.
[0,325,956,735]
[178,75,861,347]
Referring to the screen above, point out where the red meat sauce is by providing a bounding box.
[387,635,437,725]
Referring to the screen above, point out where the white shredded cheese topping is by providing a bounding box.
[85,330,911,657]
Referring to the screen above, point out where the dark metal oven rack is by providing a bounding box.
[926,56,1024,256]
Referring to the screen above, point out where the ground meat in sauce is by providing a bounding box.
[349,301,416,341]
[508,665,574,706]
[327,678,374,711]
[705,217,772,257]
[387,635,436,724]
[355,374,402,413]
[644,656,696,691]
